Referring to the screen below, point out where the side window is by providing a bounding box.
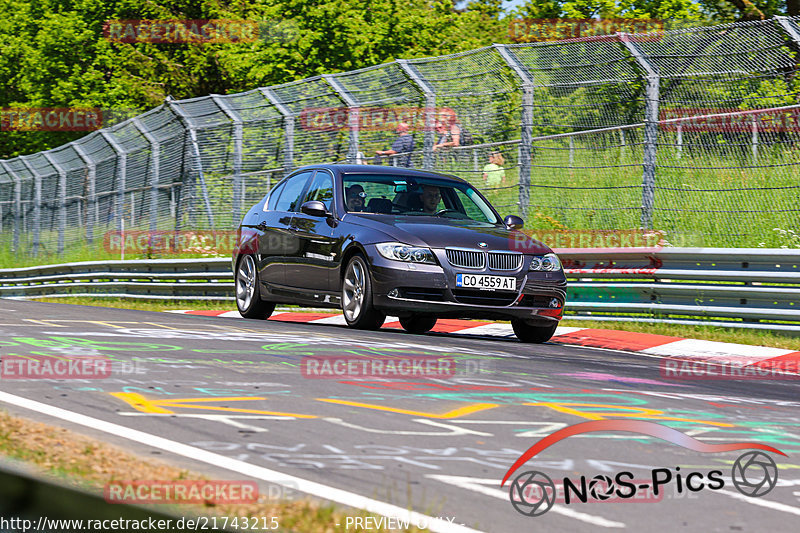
[265,181,286,211]
[273,171,312,212]
[303,171,334,211]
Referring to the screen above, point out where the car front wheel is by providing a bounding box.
[236,255,276,319]
[342,254,386,330]
[399,316,437,334]
[511,319,558,343]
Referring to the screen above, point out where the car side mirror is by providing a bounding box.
[504,215,524,229]
[301,200,330,218]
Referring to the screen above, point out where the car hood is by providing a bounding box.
[345,215,552,254]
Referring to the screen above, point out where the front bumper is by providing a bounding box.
[366,245,567,323]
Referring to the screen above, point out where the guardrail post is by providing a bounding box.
[42,153,67,254]
[211,96,244,224]
[260,88,295,174]
[619,33,660,230]
[1,162,22,252]
[167,99,215,228]
[494,44,534,218]
[99,131,127,234]
[323,75,360,164]
[72,144,96,244]
[132,118,161,233]
[19,157,41,256]
[397,59,436,171]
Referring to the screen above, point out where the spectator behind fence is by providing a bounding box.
[482,151,506,188]
[374,122,415,167]
[433,110,462,152]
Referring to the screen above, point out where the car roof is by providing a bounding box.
[293,164,468,184]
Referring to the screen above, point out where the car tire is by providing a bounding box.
[236,255,276,319]
[399,316,437,334]
[342,254,386,330]
[511,319,558,343]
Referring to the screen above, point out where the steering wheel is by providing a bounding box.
[434,208,466,218]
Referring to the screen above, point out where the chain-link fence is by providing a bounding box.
[2,16,800,259]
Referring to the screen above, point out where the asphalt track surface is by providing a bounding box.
[1,300,800,532]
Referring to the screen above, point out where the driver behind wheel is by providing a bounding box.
[419,185,441,214]
[345,184,367,212]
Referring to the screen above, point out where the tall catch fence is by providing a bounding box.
[2,16,800,258]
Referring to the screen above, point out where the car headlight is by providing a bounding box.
[376,242,436,264]
[529,253,561,272]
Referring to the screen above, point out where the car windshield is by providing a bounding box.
[342,174,499,224]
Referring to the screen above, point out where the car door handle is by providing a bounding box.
[256,221,268,230]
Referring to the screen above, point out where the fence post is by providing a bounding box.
[1,162,22,252]
[211,95,244,224]
[751,116,759,162]
[167,99,215,228]
[132,118,161,233]
[775,16,800,44]
[260,88,295,174]
[323,75,360,164]
[42,153,67,254]
[495,44,534,218]
[619,33,660,230]
[99,131,127,234]
[397,59,436,171]
[19,157,41,256]
[676,122,682,160]
[72,144,96,244]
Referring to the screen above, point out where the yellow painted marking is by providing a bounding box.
[142,322,182,330]
[22,319,67,327]
[316,398,500,419]
[110,393,316,418]
[525,402,735,428]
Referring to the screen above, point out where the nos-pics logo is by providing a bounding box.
[501,420,785,517]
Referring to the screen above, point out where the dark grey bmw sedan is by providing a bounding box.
[231,164,567,342]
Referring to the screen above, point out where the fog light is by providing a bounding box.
[389,288,400,298]
[549,298,560,308]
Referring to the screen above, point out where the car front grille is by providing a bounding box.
[488,252,522,271]
[398,287,445,301]
[453,289,518,307]
[445,248,485,269]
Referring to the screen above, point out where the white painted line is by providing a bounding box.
[309,315,350,325]
[552,326,587,336]
[642,339,795,362]
[427,475,625,528]
[218,311,243,318]
[718,489,800,516]
[452,324,516,337]
[0,391,484,533]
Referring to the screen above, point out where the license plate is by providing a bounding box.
[456,273,516,291]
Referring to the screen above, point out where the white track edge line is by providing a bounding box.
[0,391,484,533]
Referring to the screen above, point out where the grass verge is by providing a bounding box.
[29,296,800,351]
[0,410,427,532]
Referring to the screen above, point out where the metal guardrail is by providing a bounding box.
[1,249,799,332]
[0,258,232,300]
